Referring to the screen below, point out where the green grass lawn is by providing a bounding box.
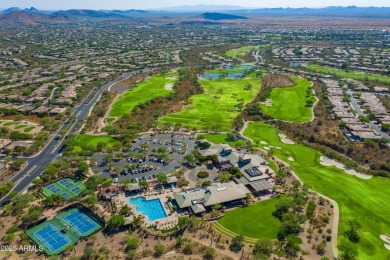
[259,77,316,123]
[159,76,261,131]
[14,124,28,129]
[197,133,245,147]
[240,122,390,260]
[105,117,115,123]
[109,72,177,117]
[3,121,21,126]
[218,196,284,240]
[226,45,259,60]
[72,134,119,151]
[307,64,390,84]
[24,126,35,133]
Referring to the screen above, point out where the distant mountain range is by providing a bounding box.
[157,4,247,12]
[201,12,247,20]
[0,8,127,24]
[1,6,390,25]
[2,7,40,13]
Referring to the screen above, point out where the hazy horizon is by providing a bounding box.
[0,0,389,11]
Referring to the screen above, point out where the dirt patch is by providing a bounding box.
[320,156,372,179]
[261,73,295,90]
[109,82,128,94]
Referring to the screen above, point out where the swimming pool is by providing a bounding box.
[129,197,167,221]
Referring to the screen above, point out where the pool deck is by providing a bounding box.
[115,187,181,230]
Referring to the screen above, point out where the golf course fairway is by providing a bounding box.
[159,76,261,131]
[239,122,390,260]
[259,77,316,122]
[307,65,390,84]
[226,45,259,60]
[109,72,177,117]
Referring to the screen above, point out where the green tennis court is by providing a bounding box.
[42,178,85,200]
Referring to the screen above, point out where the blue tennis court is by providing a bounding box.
[59,179,69,184]
[71,187,81,194]
[64,211,99,235]
[34,224,71,252]
[61,192,71,200]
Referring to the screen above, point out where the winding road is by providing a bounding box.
[0,69,153,206]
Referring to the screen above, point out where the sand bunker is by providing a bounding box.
[380,235,390,243]
[165,83,174,90]
[320,156,372,179]
[263,146,270,150]
[165,76,178,80]
[260,141,268,145]
[288,156,295,161]
[278,134,295,144]
[261,98,273,107]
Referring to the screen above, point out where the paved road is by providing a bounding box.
[0,69,153,206]
[348,90,390,140]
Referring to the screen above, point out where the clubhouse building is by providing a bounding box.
[200,143,275,195]
[174,143,275,214]
[173,182,250,214]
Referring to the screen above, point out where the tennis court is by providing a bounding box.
[42,178,85,200]
[26,206,104,255]
[63,210,100,235]
[35,225,72,252]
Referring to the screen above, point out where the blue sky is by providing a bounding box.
[1,0,389,10]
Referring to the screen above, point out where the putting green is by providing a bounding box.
[307,65,390,84]
[259,77,316,122]
[159,75,261,131]
[109,73,177,117]
[239,122,390,260]
[218,196,285,240]
[226,45,259,60]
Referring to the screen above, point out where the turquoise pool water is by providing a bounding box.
[129,196,167,221]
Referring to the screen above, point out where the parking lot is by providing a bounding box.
[91,133,196,182]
